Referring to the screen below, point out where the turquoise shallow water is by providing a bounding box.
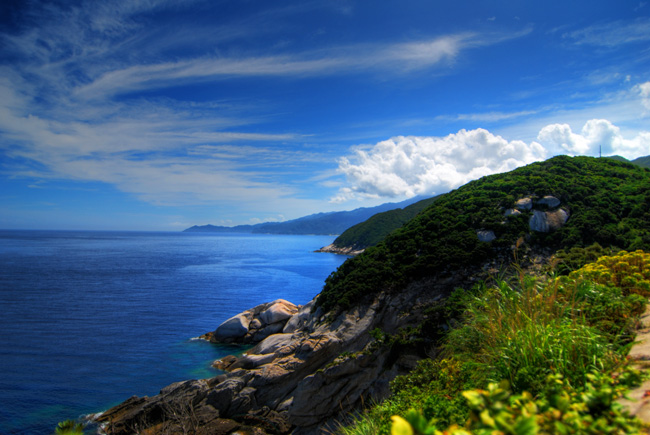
[0,230,347,434]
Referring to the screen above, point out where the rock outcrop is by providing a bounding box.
[315,243,364,256]
[507,195,569,233]
[480,195,569,243]
[529,209,569,233]
[201,299,299,344]
[94,275,458,435]
[514,197,533,210]
[477,230,496,242]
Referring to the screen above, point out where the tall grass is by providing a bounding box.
[444,272,621,393]
[337,252,650,435]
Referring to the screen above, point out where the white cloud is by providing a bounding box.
[331,128,547,202]
[74,34,485,99]
[334,118,650,203]
[436,110,538,123]
[636,81,650,110]
[564,17,650,47]
[537,119,650,159]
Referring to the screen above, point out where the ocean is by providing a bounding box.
[0,230,347,434]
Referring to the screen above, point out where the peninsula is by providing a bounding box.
[94,156,650,434]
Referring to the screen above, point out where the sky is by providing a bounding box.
[0,0,649,231]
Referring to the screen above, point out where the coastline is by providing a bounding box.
[315,243,364,256]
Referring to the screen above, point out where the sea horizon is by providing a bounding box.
[0,231,347,433]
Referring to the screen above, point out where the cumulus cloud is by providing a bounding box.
[331,128,547,202]
[537,119,650,159]
[333,119,650,203]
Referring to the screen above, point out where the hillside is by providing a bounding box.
[634,155,650,168]
[607,154,650,168]
[183,197,425,235]
[317,156,650,311]
[319,195,439,254]
[322,153,648,254]
[91,156,650,435]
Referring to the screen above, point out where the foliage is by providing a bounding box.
[54,420,85,435]
[391,370,643,435]
[445,252,648,393]
[551,243,615,275]
[332,196,440,250]
[339,359,475,435]
[632,155,650,168]
[317,156,650,312]
[445,277,614,394]
[564,250,650,297]
[340,253,647,435]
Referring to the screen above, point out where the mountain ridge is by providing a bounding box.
[323,154,650,256]
[183,196,429,235]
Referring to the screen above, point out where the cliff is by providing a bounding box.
[93,156,650,434]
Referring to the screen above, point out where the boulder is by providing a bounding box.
[504,209,521,217]
[214,314,251,341]
[477,230,496,242]
[529,209,569,232]
[514,197,533,210]
[283,301,314,333]
[537,195,560,208]
[208,299,299,344]
[547,209,569,230]
[251,333,294,355]
[259,300,297,325]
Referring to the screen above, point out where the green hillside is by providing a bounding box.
[330,196,439,250]
[317,156,650,312]
[606,154,650,168]
[633,155,650,168]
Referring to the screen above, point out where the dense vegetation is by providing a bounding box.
[331,196,439,250]
[340,250,650,435]
[330,154,648,251]
[632,155,650,168]
[317,156,650,312]
[608,155,650,169]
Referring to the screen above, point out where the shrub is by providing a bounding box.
[391,369,643,435]
[566,250,650,297]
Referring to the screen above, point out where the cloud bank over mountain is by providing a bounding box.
[333,118,649,202]
[538,119,650,158]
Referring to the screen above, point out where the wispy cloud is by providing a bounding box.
[436,110,538,123]
[0,0,534,215]
[74,33,501,99]
[563,17,650,47]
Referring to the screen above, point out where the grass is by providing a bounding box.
[337,251,650,435]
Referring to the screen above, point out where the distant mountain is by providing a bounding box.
[633,156,650,168]
[606,154,650,168]
[183,197,427,235]
[319,195,440,254]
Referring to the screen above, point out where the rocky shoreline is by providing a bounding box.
[91,273,463,434]
[90,194,574,434]
[315,243,364,256]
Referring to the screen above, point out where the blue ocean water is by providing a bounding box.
[0,230,347,434]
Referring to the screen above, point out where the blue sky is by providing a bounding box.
[1,0,649,231]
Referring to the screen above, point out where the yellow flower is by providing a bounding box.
[391,415,414,435]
